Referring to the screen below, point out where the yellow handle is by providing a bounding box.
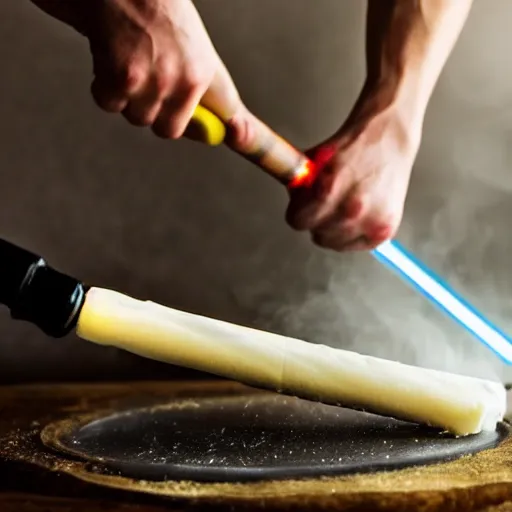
[190,105,226,146]
[190,104,308,186]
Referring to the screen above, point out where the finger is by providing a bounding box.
[311,215,365,251]
[309,193,370,250]
[200,62,242,122]
[91,77,128,113]
[287,163,356,232]
[123,95,163,127]
[286,184,336,231]
[340,231,394,251]
[362,218,396,245]
[152,84,205,139]
[314,218,395,253]
[285,143,351,231]
[311,229,363,252]
[200,64,253,150]
[122,80,164,127]
[312,228,388,252]
[122,57,180,127]
[90,43,149,114]
[312,192,366,239]
[341,237,381,252]
[90,65,147,113]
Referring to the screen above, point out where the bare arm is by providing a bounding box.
[287,0,474,251]
[29,0,241,140]
[356,0,473,138]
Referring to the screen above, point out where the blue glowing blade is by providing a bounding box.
[372,240,512,364]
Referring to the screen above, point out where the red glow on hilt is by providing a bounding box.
[288,145,336,189]
[288,159,318,189]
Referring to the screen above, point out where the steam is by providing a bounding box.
[250,0,512,384]
[247,127,509,384]
[261,245,504,382]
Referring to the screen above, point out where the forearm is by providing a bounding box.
[350,0,473,133]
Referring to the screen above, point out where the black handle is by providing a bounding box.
[0,239,86,338]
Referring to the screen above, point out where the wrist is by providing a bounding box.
[342,75,425,152]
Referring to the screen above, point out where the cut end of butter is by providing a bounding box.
[470,381,507,434]
[77,287,507,437]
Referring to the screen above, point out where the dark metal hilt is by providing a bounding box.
[0,239,86,338]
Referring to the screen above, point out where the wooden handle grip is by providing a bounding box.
[190,104,310,186]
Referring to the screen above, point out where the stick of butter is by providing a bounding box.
[77,287,506,436]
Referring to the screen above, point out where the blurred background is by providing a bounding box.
[0,0,510,384]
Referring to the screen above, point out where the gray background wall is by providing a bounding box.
[0,0,510,384]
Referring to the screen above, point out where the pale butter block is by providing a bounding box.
[77,287,506,436]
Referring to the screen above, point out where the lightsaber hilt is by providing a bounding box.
[190,105,311,187]
[0,239,87,338]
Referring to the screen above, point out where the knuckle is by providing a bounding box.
[119,62,147,93]
[155,60,178,96]
[154,73,172,97]
[226,113,256,152]
[342,196,364,220]
[182,62,211,90]
[364,216,399,245]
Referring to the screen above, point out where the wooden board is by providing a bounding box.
[1,381,512,511]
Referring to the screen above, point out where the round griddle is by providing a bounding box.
[54,394,508,482]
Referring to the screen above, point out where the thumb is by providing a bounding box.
[199,61,262,154]
[200,60,244,123]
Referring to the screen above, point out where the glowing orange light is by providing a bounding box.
[289,159,318,189]
[288,145,336,189]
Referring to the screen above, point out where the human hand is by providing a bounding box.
[285,0,472,253]
[31,0,240,139]
[286,99,421,252]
